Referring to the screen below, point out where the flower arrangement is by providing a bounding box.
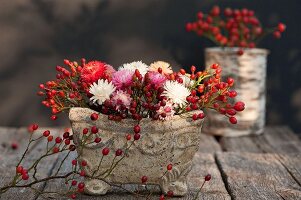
[1,59,244,199]
[39,59,244,124]
[185,5,286,54]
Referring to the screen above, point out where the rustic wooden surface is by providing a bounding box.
[0,126,301,200]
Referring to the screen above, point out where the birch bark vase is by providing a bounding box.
[69,107,203,196]
[204,47,269,137]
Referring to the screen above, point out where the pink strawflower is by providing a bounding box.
[148,72,167,87]
[157,101,175,120]
[105,64,116,78]
[112,69,134,89]
[111,90,132,111]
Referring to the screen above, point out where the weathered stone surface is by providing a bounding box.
[69,107,204,196]
[204,47,269,137]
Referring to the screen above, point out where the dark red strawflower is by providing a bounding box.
[80,61,107,84]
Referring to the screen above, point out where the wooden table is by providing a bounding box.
[0,126,301,199]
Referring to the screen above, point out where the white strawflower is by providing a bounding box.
[89,79,116,105]
[119,61,149,76]
[162,80,190,107]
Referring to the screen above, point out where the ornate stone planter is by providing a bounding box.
[204,47,269,137]
[69,107,204,196]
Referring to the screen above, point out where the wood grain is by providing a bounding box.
[216,152,301,200]
[220,126,301,153]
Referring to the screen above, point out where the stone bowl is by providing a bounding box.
[69,107,204,196]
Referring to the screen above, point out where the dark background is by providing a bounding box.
[0,0,300,133]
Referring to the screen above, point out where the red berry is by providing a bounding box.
[226,109,236,116]
[278,23,286,33]
[134,133,141,140]
[167,190,174,197]
[102,147,110,156]
[115,149,123,156]
[159,195,165,200]
[78,182,85,189]
[22,173,29,180]
[32,124,39,131]
[53,147,59,153]
[63,132,70,139]
[228,90,237,98]
[80,170,85,176]
[167,164,172,171]
[198,112,205,119]
[47,135,53,142]
[205,174,211,181]
[94,137,101,143]
[71,180,77,186]
[237,49,244,56]
[11,142,18,150]
[55,137,62,144]
[273,31,281,39]
[134,125,140,133]
[233,101,245,111]
[70,194,76,199]
[158,67,163,74]
[83,128,89,134]
[227,77,234,85]
[90,113,99,121]
[81,160,87,167]
[141,176,148,183]
[229,116,237,124]
[91,126,98,134]
[126,134,132,141]
[50,115,57,120]
[192,114,198,121]
[72,159,77,166]
[16,166,23,173]
[179,69,186,75]
[43,130,50,137]
[65,139,71,145]
[190,65,196,72]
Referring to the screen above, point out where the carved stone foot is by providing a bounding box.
[160,180,188,196]
[84,178,111,195]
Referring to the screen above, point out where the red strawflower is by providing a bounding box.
[80,61,107,84]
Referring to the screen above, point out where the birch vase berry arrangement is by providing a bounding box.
[186,6,286,137]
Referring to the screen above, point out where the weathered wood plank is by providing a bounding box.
[275,154,301,187]
[216,152,301,200]
[39,151,230,199]
[0,127,63,200]
[198,134,222,153]
[220,126,301,153]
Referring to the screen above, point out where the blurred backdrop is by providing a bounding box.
[0,0,300,133]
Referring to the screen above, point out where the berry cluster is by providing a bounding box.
[186,6,286,52]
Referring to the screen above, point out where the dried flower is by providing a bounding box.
[112,69,134,89]
[111,90,132,111]
[148,72,167,87]
[161,80,190,107]
[149,61,173,74]
[81,61,107,84]
[119,61,149,76]
[89,79,116,104]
